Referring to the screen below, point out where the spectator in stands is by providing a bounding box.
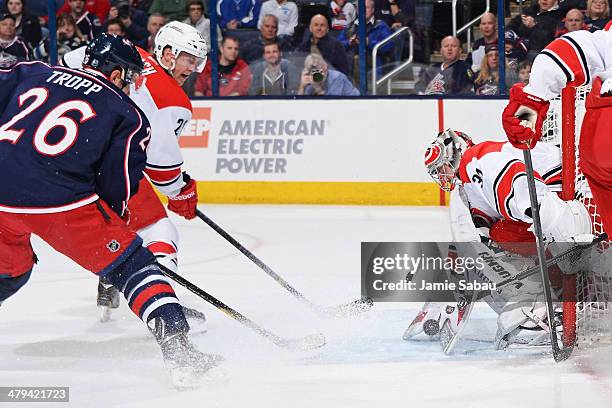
[105,16,124,34]
[64,0,100,40]
[3,0,41,49]
[57,0,110,23]
[194,36,252,96]
[131,0,151,12]
[507,0,562,60]
[139,12,164,52]
[1,0,62,18]
[35,13,85,62]
[473,44,501,95]
[297,53,359,95]
[504,29,528,84]
[0,13,28,61]
[241,14,292,63]
[585,0,611,31]
[555,8,589,36]
[415,36,472,95]
[148,0,188,22]
[374,0,414,29]
[217,0,261,29]
[518,60,532,85]
[466,12,497,73]
[297,54,359,96]
[330,0,356,31]
[504,29,528,67]
[339,0,393,75]
[183,0,221,50]
[297,14,349,75]
[257,0,297,37]
[106,0,146,44]
[250,40,299,95]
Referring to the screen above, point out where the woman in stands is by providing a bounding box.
[585,0,612,31]
[34,13,87,62]
[473,44,501,95]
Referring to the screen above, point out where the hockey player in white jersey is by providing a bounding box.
[63,22,208,321]
[502,23,612,237]
[404,129,592,349]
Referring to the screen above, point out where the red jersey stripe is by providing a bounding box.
[544,38,587,86]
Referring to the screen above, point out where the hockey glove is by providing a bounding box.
[167,173,198,220]
[502,83,550,150]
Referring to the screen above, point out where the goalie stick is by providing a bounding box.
[472,232,608,302]
[157,263,326,352]
[522,149,573,362]
[195,209,373,318]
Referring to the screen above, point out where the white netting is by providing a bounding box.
[543,85,612,344]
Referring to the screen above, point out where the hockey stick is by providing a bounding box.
[522,149,573,362]
[157,263,326,352]
[473,232,608,302]
[195,209,373,318]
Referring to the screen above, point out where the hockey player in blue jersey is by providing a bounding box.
[0,34,220,388]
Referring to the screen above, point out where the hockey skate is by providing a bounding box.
[150,317,223,389]
[97,277,120,322]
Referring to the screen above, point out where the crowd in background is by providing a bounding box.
[0,0,607,96]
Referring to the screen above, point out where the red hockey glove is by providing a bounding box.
[502,83,550,150]
[167,174,198,220]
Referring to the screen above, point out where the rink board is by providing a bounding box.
[177,99,508,204]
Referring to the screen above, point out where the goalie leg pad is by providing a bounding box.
[494,297,549,350]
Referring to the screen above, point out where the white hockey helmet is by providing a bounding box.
[424,129,474,191]
[153,21,208,73]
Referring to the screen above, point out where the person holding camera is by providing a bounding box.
[107,0,146,44]
[297,53,359,96]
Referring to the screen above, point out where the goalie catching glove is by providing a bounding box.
[167,173,198,220]
[536,190,593,243]
[502,83,550,150]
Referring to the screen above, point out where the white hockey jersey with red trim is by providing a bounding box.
[526,21,612,100]
[131,48,192,197]
[457,141,562,225]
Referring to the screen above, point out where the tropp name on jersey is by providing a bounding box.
[46,70,103,95]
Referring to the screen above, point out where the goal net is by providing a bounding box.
[541,85,612,347]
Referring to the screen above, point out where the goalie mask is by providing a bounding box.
[424,129,474,191]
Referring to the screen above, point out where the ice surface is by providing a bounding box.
[2,205,612,408]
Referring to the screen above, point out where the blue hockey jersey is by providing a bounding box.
[0,62,151,216]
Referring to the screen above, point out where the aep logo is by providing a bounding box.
[179,107,210,148]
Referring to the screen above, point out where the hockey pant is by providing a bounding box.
[454,241,547,334]
[128,178,179,273]
[0,200,188,335]
[579,77,612,237]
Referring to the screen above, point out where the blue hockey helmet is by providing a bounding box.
[83,33,144,85]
